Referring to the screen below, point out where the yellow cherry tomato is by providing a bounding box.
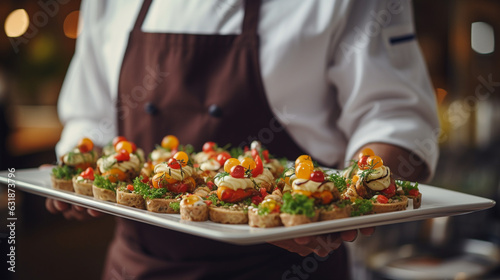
[173,151,189,167]
[358,147,375,159]
[161,135,179,150]
[295,162,313,179]
[295,155,313,168]
[224,158,241,173]
[240,157,257,171]
[367,155,383,169]
[260,198,276,211]
[115,141,133,154]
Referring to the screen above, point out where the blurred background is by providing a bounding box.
[0,0,499,279]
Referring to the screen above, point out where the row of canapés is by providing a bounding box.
[50,136,422,227]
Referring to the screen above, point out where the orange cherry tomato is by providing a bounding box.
[358,147,375,159]
[295,162,313,179]
[103,168,127,183]
[152,172,177,188]
[240,157,256,171]
[351,175,359,184]
[173,151,189,167]
[295,155,313,168]
[224,158,240,173]
[115,141,133,154]
[77,137,94,153]
[367,155,384,169]
[161,135,179,150]
[312,190,334,205]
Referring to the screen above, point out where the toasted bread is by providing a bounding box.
[248,208,282,228]
[146,198,180,213]
[116,189,145,209]
[92,184,116,202]
[51,175,74,192]
[280,210,320,227]
[372,196,408,213]
[72,177,93,196]
[209,206,248,224]
[180,203,208,221]
[319,205,352,221]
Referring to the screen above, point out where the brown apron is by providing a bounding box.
[104,0,348,279]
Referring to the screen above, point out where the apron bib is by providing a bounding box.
[104,1,348,279]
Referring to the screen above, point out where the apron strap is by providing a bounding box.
[242,0,262,36]
[133,0,153,31]
[133,0,261,34]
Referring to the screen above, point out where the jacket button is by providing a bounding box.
[208,104,222,118]
[144,102,158,115]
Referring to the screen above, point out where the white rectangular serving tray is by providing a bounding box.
[0,167,495,245]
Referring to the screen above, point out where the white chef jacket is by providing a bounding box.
[56,0,440,178]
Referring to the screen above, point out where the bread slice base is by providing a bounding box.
[146,198,179,213]
[72,177,93,196]
[116,189,146,209]
[92,184,116,202]
[180,204,208,221]
[319,205,352,221]
[280,210,320,227]
[51,175,74,192]
[209,207,248,224]
[248,208,282,228]
[372,196,408,213]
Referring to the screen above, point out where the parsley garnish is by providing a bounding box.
[169,201,180,212]
[51,165,80,180]
[281,193,316,218]
[351,199,373,216]
[93,175,117,193]
[327,172,348,193]
[396,180,419,193]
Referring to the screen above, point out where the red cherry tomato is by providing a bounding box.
[259,187,267,198]
[309,170,325,182]
[216,152,231,166]
[251,148,259,159]
[376,195,388,204]
[230,165,246,178]
[141,176,149,184]
[202,142,217,153]
[358,155,370,170]
[408,189,420,197]
[167,182,188,193]
[115,149,130,161]
[251,195,263,205]
[262,150,270,163]
[127,184,134,191]
[130,142,137,153]
[167,158,181,169]
[80,167,94,181]
[381,182,396,198]
[251,154,264,177]
[113,136,127,147]
[217,187,256,203]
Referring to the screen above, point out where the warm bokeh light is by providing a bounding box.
[4,9,30,38]
[63,10,80,39]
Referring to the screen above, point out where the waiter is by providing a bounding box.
[47,0,439,279]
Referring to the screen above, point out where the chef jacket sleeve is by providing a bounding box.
[328,0,440,179]
[56,1,121,157]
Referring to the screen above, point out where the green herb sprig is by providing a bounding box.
[281,193,316,218]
